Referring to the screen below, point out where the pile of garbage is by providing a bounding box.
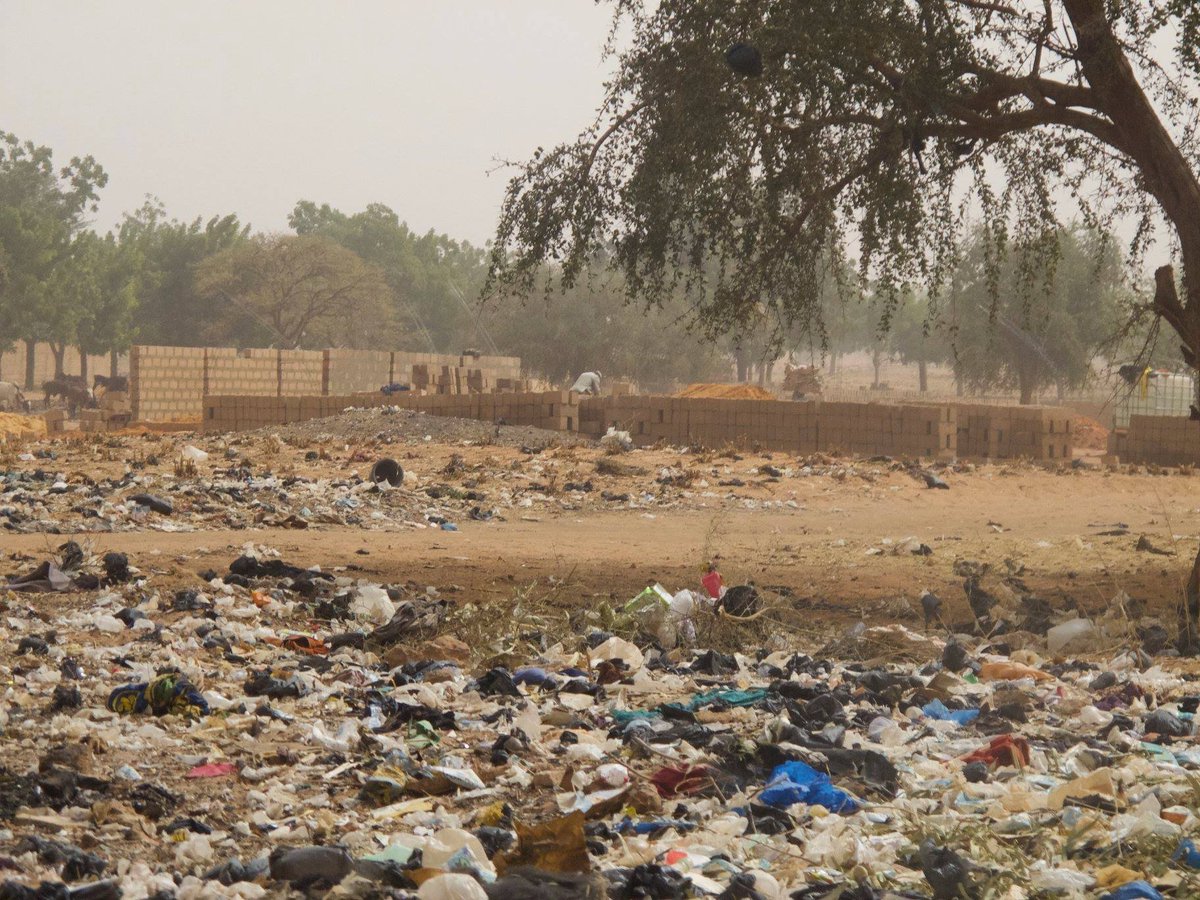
[1,544,1198,899]
[0,421,970,537]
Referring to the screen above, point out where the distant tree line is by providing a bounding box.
[0,132,736,390]
[0,131,1154,397]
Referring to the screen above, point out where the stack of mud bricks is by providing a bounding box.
[130,346,207,422]
[1124,415,1200,466]
[133,345,527,423]
[821,401,917,455]
[394,353,521,395]
[956,405,1072,461]
[79,409,107,432]
[204,396,285,432]
[43,408,66,434]
[79,391,132,433]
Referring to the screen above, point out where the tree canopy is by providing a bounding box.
[0,131,107,377]
[950,226,1127,402]
[193,233,393,350]
[486,1,1200,375]
[290,201,490,353]
[119,199,248,348]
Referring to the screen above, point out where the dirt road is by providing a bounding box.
[7,459,1195,633]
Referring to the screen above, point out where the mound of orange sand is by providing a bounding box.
[675,383,775,400]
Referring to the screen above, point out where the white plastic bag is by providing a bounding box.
[351,584,395,624]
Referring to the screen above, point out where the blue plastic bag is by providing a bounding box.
[687,688,768,710]
[922,699,980,725]
[1100,881,1164,900]
[760,761,860,813]
[611,709,661,724]
[1173,838,1200,869]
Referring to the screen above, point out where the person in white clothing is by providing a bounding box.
[570,371,602,395]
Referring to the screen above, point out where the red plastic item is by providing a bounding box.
[186,762,237,779]
[962,734,1031,768]
[650,764,711,798]
[702,570,724,599]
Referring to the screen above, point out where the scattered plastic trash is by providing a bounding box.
[185,762,237,779]
[1099,882,1165,900]
[128,493,173,515]
[921,698,980,725]
[962,734,1031,768]
[106,672,209,718]
[1047,617,1097,653]
[350,583,396,625]
[1173,838,1200,869]
[600,426,633,452]
[180,445,209,462]
[0,421,1194,896]
[919,839,975,899]
[760,761,861,813]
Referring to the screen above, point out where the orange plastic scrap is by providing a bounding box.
[251,590,273,608]
[284,634,329,655]
[962,734,1031,768]
[978,660,1054,683]
[263,633,330,656]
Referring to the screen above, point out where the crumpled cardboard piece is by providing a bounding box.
[496,810,590,875]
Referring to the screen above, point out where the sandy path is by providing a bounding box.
[6,464,1196,628]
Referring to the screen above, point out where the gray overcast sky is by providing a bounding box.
[0,1,613,244]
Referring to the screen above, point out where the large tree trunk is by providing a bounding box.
[918,360,928,393]
[1182,543,1200,654]
[23,340,36,391]
[1064,0,1200,652]
[110,350,119,379]
[871,347,883,388]
[1064,0,1200,367]
[50,343,66,379]
[734,346,748,383]
[828,351,838,375]
[1017,367,1035,405]
[79,349,89,382]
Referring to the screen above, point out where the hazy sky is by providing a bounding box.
[0,1,614,244]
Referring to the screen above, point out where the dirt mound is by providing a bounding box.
[0,413,46,439]
[676,383,775,400]
[1072,415,1109,451]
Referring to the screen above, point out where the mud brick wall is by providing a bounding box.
[1122,416,1200,466]
[0,343,127,388]
[133,345,528,422]
[130,346,207,422]
[279,350,324,396]
[202,389,577,434]
[325,349,393,395]
[204,348,279,397]
[200,389,1073,461]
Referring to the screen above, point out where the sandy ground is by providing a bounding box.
[4,432,1196,633]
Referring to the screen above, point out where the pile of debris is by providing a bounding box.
[0,544,1197,899]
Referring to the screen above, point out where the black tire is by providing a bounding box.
[370,458,404,487]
